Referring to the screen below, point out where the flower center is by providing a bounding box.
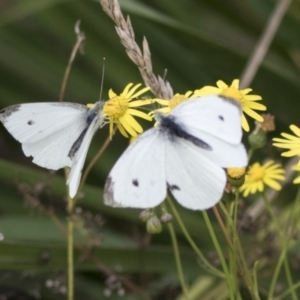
[221,88,244,103]
[247,164,265,183]
[103,96,128,120]
[169,94,189,110]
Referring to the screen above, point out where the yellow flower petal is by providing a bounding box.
[244,95,262,101]
[122,113,143,135]
[244,101,266,111]
[216,80,228,89]
[231,79,239,89]
[155,99,170,106]
[127,108,153,121]
[122,83,134,96]
[242,114,250,132]
[241,88,253,95]
[264,179,282,190]
[117,123,129,138]
[279,133,300,141]
[129,86,151,99]
[150,107,170,116]
[194,86,220,96]
[281,149,300,157]
[119,116,139,137]
[108,89,117,99]
[128,99,153,107]
[243,107,263,121]
[290,125,300,137]
[293,176,300,184]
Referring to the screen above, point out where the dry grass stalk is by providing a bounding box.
[99,0,173,99]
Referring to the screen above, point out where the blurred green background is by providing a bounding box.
[0,0,300,299]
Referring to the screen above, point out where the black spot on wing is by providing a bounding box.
[27,120,34,125]
[159,114,212,150]
[218,115,224,121]
[132,179,139,187]
[167,182,181,191]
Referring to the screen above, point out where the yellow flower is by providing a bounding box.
[240,161,285,197]
[292,165,300,184]
[193,79,266,132]
[152,91,194,115]
[273,125,300,164]
[103,83,153,138]
[227,167,246,179]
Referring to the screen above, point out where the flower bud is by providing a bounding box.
[227,167,246,188]
[160,212,173,224]
[139,209,152,222]
[248,114,275,149]
[248,130,267,149]
[146,216,162,234]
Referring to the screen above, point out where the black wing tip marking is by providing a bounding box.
[27,120,35,125]
[104,176,115,206]
[0,105,21,122]
[104,176,123,207]
[167,182,181,191]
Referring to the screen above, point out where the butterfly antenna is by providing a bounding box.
[163,68,168,81]
[99,57,106,103]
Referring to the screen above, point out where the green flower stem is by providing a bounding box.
[227,201,239,299]
[285,185,300,240]
[202,211,236,300]
[228,239,238,298]
[269,248,288,300]
[262,192,297,300]
[253,261,260,300]
[67,194,75,300]
[212,206,233,249]
[59,24,85,300]
[219,201,257,299]
[248,147,255,160]
[166,220,189,299]
[59,21,85,103]
[275,280,300,300]
[166,197,224,278]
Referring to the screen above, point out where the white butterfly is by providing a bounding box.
[0,101,104,198]
[104,95,248,210]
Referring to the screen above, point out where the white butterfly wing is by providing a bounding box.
[184,130,247,168]
[0,102,88,170]
[165,138,226,210]
[104,129,166,208]
[169,95,247,168]
[67,112,104,198]
[171,95,243,144]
